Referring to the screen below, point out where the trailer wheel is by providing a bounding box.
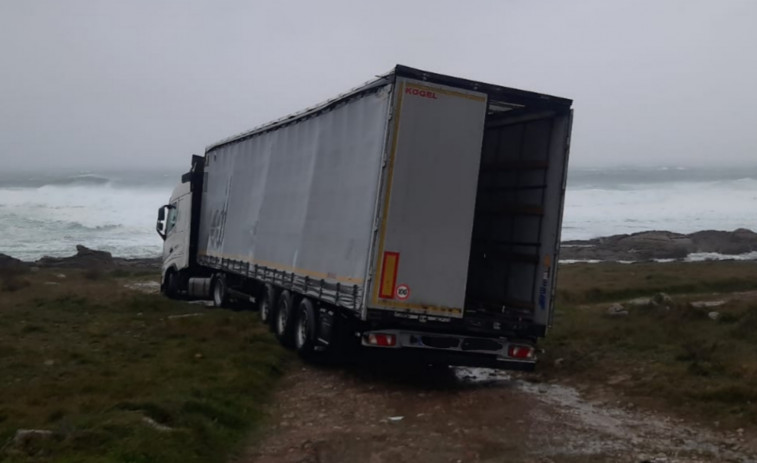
[259,284,277,326]
[294,298,318,358]
[274,290,295,347]
[212,274,228,308]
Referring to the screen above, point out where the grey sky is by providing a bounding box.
[1,0,755,172]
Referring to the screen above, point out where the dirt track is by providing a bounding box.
[234,361,757,463]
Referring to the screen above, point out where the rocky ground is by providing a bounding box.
[561,229,757,262]
[235,362,757,463]
[5,239,757,462]
[0,245,160,270]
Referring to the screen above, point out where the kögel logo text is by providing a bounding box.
[405,87,438,99]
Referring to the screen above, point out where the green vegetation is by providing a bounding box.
[556,261,757,304]
[545,261,757,428]
[0,267,32,293]
[0,269,290,463]
[3,260,757,459]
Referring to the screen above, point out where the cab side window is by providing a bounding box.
[166,204,179,234]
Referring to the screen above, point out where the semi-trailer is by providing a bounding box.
[156,65,573,370]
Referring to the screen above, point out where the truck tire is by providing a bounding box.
[164,269,179,299]
[259,284,277,326]
[294,298,318,358]
[212,274,228,308]
[274,290,295,347]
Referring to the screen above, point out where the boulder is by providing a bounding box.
[690,300,726,309]
[561,231,693,261]
[688,229,757,254]
[651,292,673,306]
[36,245,114,268]
[607,303,629,316]
[613,231,693,260]
[13,429,56,446]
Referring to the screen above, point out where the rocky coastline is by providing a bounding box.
[561,228,757,262]
[0,245,160,270]
[2,229,757,270]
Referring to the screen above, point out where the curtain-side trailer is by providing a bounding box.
[156,65,573,370]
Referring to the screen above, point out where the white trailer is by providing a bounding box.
[156,65,573,369]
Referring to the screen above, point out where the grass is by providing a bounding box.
[0,267,31,293]
[544,261,757,428]
[0,269,290,463]
[556,260,757,304]
[4,259,757,459]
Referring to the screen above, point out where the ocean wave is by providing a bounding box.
[560,252,757,264]
[0,171,177,190]
[46,174,112,186]
[562,176,757,241]
[3,166,757,261]
[0,174,113,189]
[0,181,169,261]
[559,259,635,265]
[685,251,757,262]
[65,222,122,231]
[0,212,122,231]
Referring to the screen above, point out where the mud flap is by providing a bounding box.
[317,308,334,346]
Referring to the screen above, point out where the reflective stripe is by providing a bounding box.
[378,252,399,299]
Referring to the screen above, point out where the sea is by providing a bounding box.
[0,165,756,261]
[0,169,177,261]
[562,165,757,241]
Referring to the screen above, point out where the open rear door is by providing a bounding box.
[465,109,573,332]
[367,78,488,318]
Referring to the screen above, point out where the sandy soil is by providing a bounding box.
[235,361,757,463]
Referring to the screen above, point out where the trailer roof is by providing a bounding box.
[206,65,572,154]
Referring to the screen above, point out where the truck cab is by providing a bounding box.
[156,181,192,296]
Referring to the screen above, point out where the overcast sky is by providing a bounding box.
[1,0,755,172]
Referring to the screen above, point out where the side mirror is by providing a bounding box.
[156,205,168,240]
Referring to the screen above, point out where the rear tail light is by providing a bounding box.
[507,344,535,360]
[364,333,397,347]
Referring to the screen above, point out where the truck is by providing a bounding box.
[156,65,573,370]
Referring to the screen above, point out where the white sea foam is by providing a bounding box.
[562,254,757,264]
[559,259,602,264]
[685,251,757,262]
[1,167,756,262]
[562,177,757,241]
[560,260,635,265]
[0,179,171,261]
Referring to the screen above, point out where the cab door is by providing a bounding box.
[161,189,192,276]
